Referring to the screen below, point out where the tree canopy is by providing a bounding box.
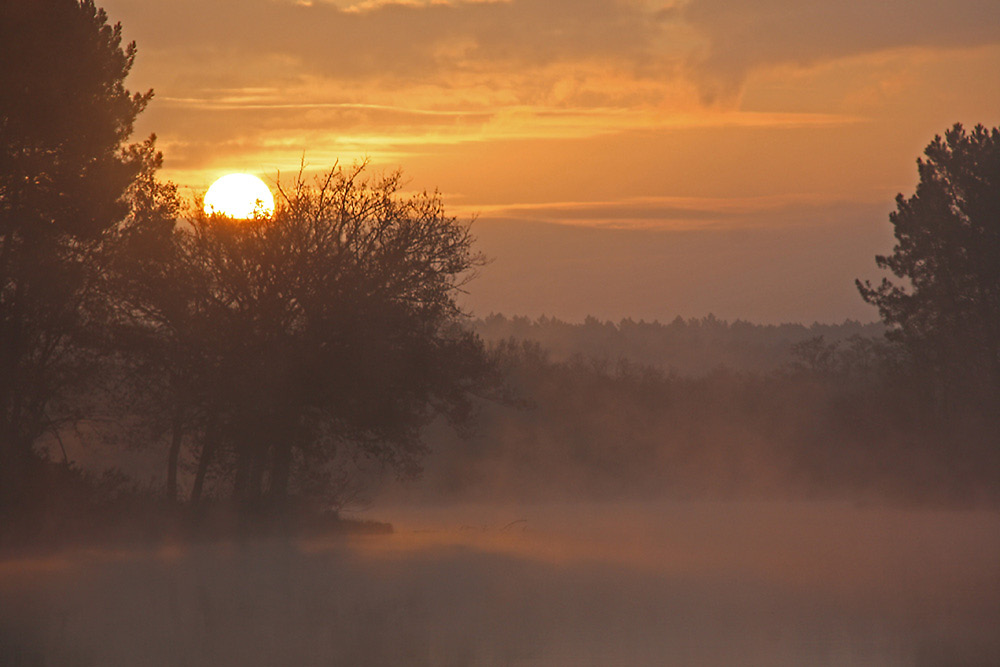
[0,0,151,240]
[0,0,155,505]
[857,123,1000,411]
[114,165,496,510]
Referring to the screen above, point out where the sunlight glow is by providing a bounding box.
[203,173,275,219]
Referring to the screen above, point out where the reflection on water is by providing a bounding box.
[1,501,998,666]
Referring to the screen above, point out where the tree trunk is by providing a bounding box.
[166,405,183,502]
[232,444,250,504]
[246,445,268,510]
[190,420,219,505]
[269,441,293,505]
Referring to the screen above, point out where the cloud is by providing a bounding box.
[674,0,1000,100]
[142,102,862,190]
[115,0,1000,143]
[120,0,674,84]
[106,0,997,189]
[121,0,1000,96]
[460,193,885,230]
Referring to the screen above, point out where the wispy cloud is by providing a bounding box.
[457,193,885,230]
[146,102,864,190]
[107,0,997,194]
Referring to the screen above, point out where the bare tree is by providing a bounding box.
[129,163,496,512]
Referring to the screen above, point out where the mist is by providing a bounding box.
[4,1,999,664]
[6,312,999,665]
[3,499,998,666]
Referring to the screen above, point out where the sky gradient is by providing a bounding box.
[103,0,1000,323]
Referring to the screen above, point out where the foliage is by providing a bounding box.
[0,0,152,240]
[857,123,1000,410]
[0,0,154,504]
[789,334,897,382]
[118,164,496,510]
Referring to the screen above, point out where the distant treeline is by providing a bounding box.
[393,331,998,506]
[473,314,885,375]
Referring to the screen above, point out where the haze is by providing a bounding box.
[2,1,998,666]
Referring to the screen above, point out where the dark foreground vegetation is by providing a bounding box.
[1,0,495,546]
[2,0,998,551]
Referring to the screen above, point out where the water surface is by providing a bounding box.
[2,500,997,666]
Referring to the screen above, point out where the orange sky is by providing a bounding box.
[103,0,1000,323]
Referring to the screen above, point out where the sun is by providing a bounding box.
[203,173,275,218]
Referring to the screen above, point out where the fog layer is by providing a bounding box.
[3,500,997,666]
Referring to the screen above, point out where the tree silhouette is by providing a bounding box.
[120,164,496,511]
[99,139,182,498]
[857,123,1000,414]
[0,0,155,505]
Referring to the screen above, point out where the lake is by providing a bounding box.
[2,499,997,665]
